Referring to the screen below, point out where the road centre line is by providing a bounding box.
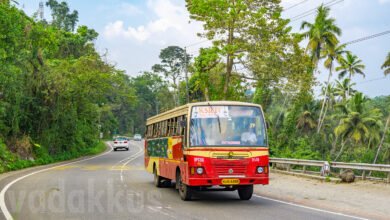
[119,144,144,183]
[109,143,141,170]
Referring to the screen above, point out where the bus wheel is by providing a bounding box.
[176,171,192,201]
[238,185,253,200]
[153,167,162,187]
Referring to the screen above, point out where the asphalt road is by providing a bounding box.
[0,141,365,220]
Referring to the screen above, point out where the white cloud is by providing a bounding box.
[103,0,202,44]
[104,21,150,41]
[100,0,206,76]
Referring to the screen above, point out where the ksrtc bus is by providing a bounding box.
[144,101,269,200]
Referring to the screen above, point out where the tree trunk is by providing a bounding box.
[318,99,329,133]
[335,138,348,162]
[204,87,210,101]
[223,23,234,100]
[347,72,351,98]
[372,116,390,164]
[367,137,372,150]
[317,62,332,133]
[274,94,289,130]
[331,134,339,156]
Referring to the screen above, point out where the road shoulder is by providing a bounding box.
[255,172,390,220]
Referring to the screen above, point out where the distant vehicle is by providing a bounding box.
[145,101,269,201]
[134,134,142,141]
[113,137,129,151]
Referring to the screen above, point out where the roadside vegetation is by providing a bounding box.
[0,1,164,173]
[0,1,389,173]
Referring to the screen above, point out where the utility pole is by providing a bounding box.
[184,47,189,104]
[38,1,44,21]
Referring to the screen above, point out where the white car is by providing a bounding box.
[134,134,142,141]
[113,137,129,151]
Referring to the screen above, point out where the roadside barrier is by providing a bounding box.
[270,158,390,183]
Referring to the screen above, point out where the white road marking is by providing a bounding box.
[253,195,368,220]
[119,143,144,183]
[0,143,114,220]
[109,148,138,170]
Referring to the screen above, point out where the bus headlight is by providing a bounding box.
[256,166,264,174]
[196,167,204,175]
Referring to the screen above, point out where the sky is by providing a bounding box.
[17,0,390,97]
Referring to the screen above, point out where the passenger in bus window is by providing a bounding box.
[241,122,257,145]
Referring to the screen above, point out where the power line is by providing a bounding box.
[344,30,390,45]
[290,0,340,20]
[290,0,344,22]
[284,0,309,12]
[185,39,210,48]
[356,76,388,85]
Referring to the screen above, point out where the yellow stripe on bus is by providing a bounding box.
[183,150,268,158]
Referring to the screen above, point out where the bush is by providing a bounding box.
[0,139,106,174]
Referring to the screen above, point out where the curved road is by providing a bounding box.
[0,141,364,220]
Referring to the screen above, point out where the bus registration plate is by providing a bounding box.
[221,179,240,185]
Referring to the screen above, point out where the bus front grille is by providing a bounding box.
[214,164,247,175]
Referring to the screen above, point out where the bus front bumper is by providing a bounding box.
[187,176,269,186]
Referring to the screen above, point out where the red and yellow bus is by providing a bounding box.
[144,101,269,200]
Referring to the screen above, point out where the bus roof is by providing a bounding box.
[146,101,262,125]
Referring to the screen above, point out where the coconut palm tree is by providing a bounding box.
[372,115,390,165]
[296,102,318,133]
[334,78,356,103]
[300,5,341,133]
[317,83,336,132]
[317,44,347,133]
[336,52,365,97]
[334,93,383,161]
[300,5,342,67]
[382,52,390,75]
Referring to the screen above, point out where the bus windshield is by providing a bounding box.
[190,105,267,147]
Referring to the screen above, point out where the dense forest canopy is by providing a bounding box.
[0,0,389,173]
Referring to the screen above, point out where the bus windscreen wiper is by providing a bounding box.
[208,103,221,133]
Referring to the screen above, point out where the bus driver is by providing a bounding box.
[241,122,257,145]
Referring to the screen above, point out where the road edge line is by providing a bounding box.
[0,142,113,220]
[253,195,368,220]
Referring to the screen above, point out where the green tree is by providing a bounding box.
[152,46,190,106]
[317,44,347,133]
[192,47,221,101]
[336,51,365,97]
[382,52,390,75]
[296,109,317,134]
[46,0,79,32]
[186,0,282,99]
[334,78,356,103]
[300,5,341,66]
[334,93,382,161]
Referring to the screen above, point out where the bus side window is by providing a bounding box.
[167,119,171,137]
[175,117,180,136]
[153,123,158,138]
